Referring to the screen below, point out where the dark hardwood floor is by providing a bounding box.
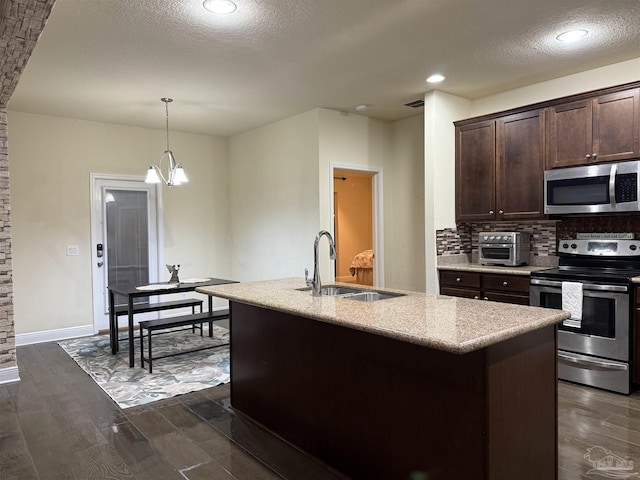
[0,342,344,480]
[2,341,640,479]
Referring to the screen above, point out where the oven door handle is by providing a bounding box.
[530,278,628,293]
[558,352,628,371]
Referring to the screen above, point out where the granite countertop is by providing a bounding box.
[436,263,552,275]
[197,278,569,355]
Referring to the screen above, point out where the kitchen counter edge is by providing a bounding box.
[437,263,551,275]
[197,278,569,355]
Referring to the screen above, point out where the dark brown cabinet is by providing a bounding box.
[439,270,530,305]
[455,121,495,222]
[456,110,544,222]
[496,110,545,220]
[547,88,640,169]
[634,285,640,384]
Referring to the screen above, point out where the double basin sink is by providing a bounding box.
[298,285,405,302]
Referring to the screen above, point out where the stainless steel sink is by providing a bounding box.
[297,285,364,296]
[343,291,404,302]
[297,285,404,301]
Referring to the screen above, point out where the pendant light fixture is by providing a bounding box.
[145,98,188,187]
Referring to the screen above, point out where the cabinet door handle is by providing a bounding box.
[592,153,597,158]
[502,281,508,286]
[473,296,479,299]
[498,210,504,215]
[456,277,461,282]
[489,210,494,215]
[483,296,489,300]
[586,154,591,159]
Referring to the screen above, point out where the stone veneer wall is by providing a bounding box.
[0,0,56,370]
[0,108,12,367]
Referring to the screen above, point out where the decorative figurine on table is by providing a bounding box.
[166,264,180,283]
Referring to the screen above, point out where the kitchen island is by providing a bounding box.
[197,278,570,480]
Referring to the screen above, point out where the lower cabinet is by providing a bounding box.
[439,270,530,305]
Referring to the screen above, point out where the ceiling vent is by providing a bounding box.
[404,99,424,108]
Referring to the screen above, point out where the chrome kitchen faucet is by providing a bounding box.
[305,230,337,296]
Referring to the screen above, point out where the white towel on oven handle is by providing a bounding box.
[562,281,583,324]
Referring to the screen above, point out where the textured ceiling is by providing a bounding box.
[7,0,640,137]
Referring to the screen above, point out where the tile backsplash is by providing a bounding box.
[436,214,640,264]
[557,215,640,240]
[436,220,558,259]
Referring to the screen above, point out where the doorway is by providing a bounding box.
[332,167,379,286]
[90,174,162,333]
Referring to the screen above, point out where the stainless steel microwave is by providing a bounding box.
[544,160,640,215]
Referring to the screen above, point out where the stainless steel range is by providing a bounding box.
[530,236,640,394]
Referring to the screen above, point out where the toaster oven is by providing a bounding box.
[478,232,530,266]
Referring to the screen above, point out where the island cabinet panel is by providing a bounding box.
[230,301,558,480]
[455,120,496,222]
[546,88,640,169]
[439,270,530,305]
[634,286,640,384]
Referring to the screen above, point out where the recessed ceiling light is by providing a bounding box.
[426,74,445,83]
[203,0,237,14]
[556,29,588,42]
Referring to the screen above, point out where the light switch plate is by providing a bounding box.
[66,245,79,256]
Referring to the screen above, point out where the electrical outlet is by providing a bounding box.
[66,245,79,256]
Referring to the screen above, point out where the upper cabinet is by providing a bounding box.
[496,110,545,220]
[546,88,640,169]
[455,110,545,222]
[455,82,640,222]
[455,120,496,222]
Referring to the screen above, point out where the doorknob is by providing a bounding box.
[97,261,104,267]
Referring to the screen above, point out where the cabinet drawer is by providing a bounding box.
[440,287,481,299]
[439,271,481,288]
[482,274,530,294]
[483,292,530,305]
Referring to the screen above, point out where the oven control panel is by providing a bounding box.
[558,239,640,256]
[479,231,530,244]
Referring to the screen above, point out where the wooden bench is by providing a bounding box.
[111,298,204,352]
[139,308,230,373]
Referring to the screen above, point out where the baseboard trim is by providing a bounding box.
[16,324,95,346]
[0,365,20,385]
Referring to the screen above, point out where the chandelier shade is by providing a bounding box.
[145,98,188,187]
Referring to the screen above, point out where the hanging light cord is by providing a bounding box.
[162,97,172,153]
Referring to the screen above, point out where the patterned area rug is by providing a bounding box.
[58,325,230,409]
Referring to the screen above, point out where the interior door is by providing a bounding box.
[90,175,162,333]
[332,168,375,285]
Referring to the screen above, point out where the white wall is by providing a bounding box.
[423,91,471,293]
[386,114,426,292]
[8,111,229,335]
[318,109,389,284]
[470,58,640,118]
[228,107,426,292]
[228,109,320,281]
